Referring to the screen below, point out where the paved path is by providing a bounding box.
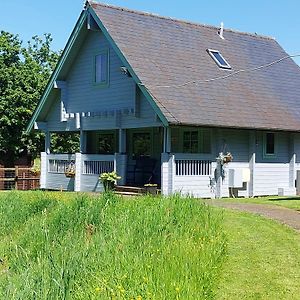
[209,201,300,232]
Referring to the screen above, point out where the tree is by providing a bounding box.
[0,31,59,165]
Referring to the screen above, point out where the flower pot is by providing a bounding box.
[144,185,157,195]
[65,172,75,178]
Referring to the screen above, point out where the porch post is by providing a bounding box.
[289,133,296,192]
[119,129,126,153]
[163,127,171,153]
[45,131,51,154]
[161,127,173,195]
[80,130,87,153]
[116,129,127,185]
[40,152,47,189]
[215,129,222,198]
[248,131,256,197]
[75,153,82,192]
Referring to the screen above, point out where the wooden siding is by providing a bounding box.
[43,154,76,191]
[166,128,296,198]
[45,30,162,132]
[255,131,290,163]
[254,163,292,196]
[217,129,249,162]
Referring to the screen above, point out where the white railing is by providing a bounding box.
[47,154,75,173]
[83,160,114,175]
[81,154,115,175]
[175,159,212,176]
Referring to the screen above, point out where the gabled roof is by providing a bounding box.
[28,2,300,132]
[90,2,300,131]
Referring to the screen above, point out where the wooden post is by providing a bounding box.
[163,127,171,153]
[15,166,18,190]
[248,131,256,197]
[118,129,126,154]
[45,131,51,154]
[289,133,296,191]
[80,130,87,153]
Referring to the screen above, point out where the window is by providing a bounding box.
[94,51,109,85]
[207,49,231,69]
[183,131,198,153]
[183,129,211,153]
[264,132,275,156]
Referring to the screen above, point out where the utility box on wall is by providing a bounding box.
[228,168,250,188]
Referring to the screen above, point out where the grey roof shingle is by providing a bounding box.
[91,2,300,131]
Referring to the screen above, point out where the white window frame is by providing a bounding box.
[207,49,231,69]
[263,132,276,158]
[94,49,109,86]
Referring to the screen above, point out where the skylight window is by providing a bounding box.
[207,49,231,69]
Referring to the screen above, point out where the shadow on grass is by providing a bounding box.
[268,197,300,201]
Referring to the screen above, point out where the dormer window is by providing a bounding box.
[207,49,231,69]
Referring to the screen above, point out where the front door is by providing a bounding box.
[127,128,162,186]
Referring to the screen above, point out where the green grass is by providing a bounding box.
[1,191,300,299]
[217,209,300,299]
[0,191,226,299]
[218,196,300,211]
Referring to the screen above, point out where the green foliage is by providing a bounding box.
[100,171,121,191]
[0,31,60,163]
[51,132,80,154]
[0,191,226,299]
[30,157,41,175]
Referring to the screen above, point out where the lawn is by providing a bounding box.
[0,191,226,299]
[217,209,300,299]
[217,196,300,211]
[1,191,300,299]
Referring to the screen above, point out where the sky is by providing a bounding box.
[1,0,300,65]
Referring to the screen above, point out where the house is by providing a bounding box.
[27,1,300,198]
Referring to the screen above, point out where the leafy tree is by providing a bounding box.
[0,31,79,166]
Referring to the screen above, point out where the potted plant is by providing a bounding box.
[99,171,121,192]
[144,183,158,195]
[217,152,233,165]
[30,157,41,176]
[64,162,76,178]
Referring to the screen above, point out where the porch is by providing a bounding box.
[40,151,216,196]
[39,127,297,197]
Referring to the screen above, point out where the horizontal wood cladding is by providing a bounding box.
[45,30,161,131]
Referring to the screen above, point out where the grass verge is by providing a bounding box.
[218,196,300,211]
[217,209,300,299]
[0,191,226,299]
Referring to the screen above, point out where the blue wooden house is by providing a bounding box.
[27,1,300,197]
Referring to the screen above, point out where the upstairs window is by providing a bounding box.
[264,132,275,156]
[94,50,109,85]
[207,49,231,69]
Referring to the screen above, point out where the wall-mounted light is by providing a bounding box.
[120,66,132,77]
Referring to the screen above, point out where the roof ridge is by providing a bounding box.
[89,1,275,41]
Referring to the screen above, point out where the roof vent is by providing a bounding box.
[218,22,225,39]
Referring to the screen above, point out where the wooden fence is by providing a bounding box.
[0,167,40,190]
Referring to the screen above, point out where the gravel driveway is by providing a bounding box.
[209,201,300,232]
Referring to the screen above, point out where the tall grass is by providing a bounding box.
[0,191,226,299]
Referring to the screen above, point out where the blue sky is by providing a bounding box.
[1,0,300,65]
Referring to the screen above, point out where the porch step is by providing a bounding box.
[115,191,143,197]
[115,185,145,195]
